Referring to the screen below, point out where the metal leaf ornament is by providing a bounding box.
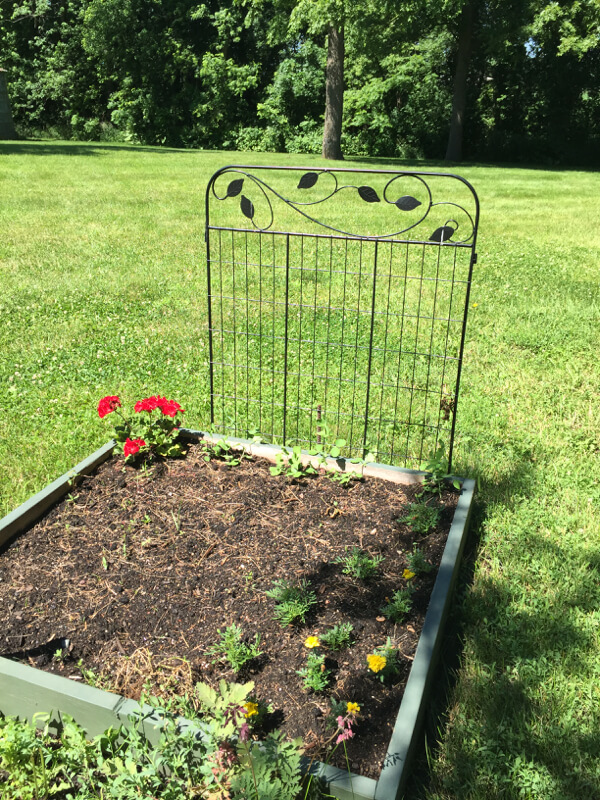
[358,185,380,203]
[297,172,319,189]
[227,179,244,197]
[429,226,455,242]
[395,195,422,211]
[240,195,255,220]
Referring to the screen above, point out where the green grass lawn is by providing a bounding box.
[1,140,599,799]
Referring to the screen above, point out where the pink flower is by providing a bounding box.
[335,714,355,745]
[98,396,121,418]
[124,437,146,458]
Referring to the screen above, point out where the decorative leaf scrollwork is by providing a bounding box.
[395,195,422,211]
[240,195,255,220]
[358,185,380,203]
[297,172,319,190]
[429,225,455,242]
[227,179,244,197]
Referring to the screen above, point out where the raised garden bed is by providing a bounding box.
[0,432,474,800]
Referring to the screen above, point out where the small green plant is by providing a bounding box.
[419,442,461,494]
[406,546,433,574]
[206,623,263,672]
[297,651,331,692]
[320,622,354,651]
[269,445,317,480]
[367,637,400,683]
[381,587,413,623]
[266,578,316,626]
[335,547,384,580]
[398,500,441,535]
[308,419,347,462]
[327,469,362,487]
[203,437,251,466]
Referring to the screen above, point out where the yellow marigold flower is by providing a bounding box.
[403,569,416,580]
[346,701,361,715]
[244,702,259,717]
[304,636,320,649]
[367,654,387,673]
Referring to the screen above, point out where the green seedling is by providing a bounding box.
[270,445,317,480]
[320,622,354,651]
[206,624,263,672]
[398,501,441,535]
[406,546,433,574]
[266,578,316,626]
[419,442,461,494]
[203,437,250,466]
[335,547,384,581]
[381,588,413,623]
[297,652,331,692]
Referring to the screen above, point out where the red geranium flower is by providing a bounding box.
[98,396,121,418]
[159,399,184,418]
[123,437,146,457]
[134,396,167,413]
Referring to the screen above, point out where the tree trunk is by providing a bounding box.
[0,70,17,140]
[322,24,344,160]
[445,2,475,162]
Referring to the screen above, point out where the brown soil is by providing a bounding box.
[0,441,457,778]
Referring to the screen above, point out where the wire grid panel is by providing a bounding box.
[205,166,479,471]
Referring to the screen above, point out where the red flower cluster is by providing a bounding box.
[98,395,121,419]
[123,437,146,458]
[134,396,184,418]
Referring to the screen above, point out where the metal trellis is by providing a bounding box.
[205,165,479,472]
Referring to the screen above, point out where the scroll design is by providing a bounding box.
[210,168,476,244]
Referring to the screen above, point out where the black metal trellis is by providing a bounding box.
[205,165,479,472]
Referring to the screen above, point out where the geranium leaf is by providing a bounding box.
[241,195,255,219]
[227,178,244,197]
[358,185,380,203]
[429,225,455,242]
[395,195,421,211]
[297,172,319,189]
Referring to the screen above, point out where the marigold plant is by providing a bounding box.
[367,654,387,674]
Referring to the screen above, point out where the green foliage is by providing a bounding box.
[206,623,263,672]
[266,578,317,626]
[231,730,304,800]
[419,442,461,494]
[3,0,599,161]
[269,445,317,480]
[398,500,441,535]
[320,622,354,651]
[297,651,331,692]
[0,679,306,799]
[405,546,433,575]
[335,546,384,581]
[381,588,413,624]
[203,437,251,467]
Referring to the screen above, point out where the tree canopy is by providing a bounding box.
[1,0,599,163]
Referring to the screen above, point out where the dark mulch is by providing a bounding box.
[0,441,457,778]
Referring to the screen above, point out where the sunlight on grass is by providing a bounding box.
[1,140,599,799]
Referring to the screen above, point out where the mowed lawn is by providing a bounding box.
[1,140,600,799]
